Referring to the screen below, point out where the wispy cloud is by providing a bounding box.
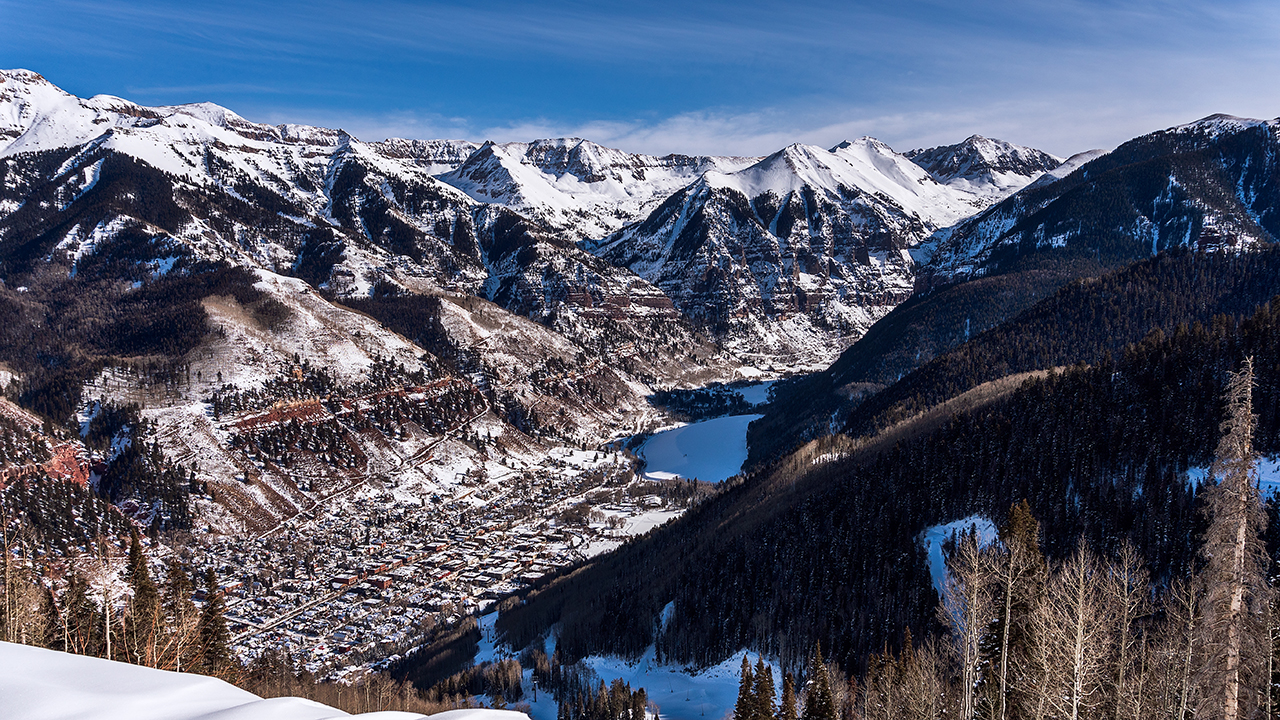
[3,0,1279,158]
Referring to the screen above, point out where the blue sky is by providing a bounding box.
[3,0,1279,157]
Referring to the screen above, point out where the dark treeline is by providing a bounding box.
[340,293,474,377]
[649,383,755,422]
[752,246,1280,468]
[844,245,1280,437]
[498,294,1280,679]
[0,263,281,422]
[749,249,1113,467]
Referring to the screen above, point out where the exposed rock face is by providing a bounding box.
[0,68,1067,370]
[0,69,692,358]
[439,137,756,240]
[586,138,1048,363]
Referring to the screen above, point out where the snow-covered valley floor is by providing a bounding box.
[638,414,763,483]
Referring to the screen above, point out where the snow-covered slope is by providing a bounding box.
[586,138,1005,365]
[0,66,1075,373]
[0,640,506,720]
[917,114,1280,283]
[0,69,709,360]
[439,138,756,240]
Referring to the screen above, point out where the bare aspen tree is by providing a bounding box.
[940,529,995,720]
[0,516,50,647]
[2,501,13,644]
[1131,634,1153,720]
[1151,576,1203,720]
[1106,542,1151,720]
[89,537,125,662]
[1264,596,1280,720]
[1197,358,1271,720]
[1031,540,1114,720]
[860,650,897,720]
[899,633,948,720]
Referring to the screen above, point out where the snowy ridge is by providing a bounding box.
[440,137,757,239]
[1170,113,1280,139]
[586,136,1022,365]
[707,139,979,227]
[918,114,1280,284]
[0,66,1074,372]
[0,68,703,363]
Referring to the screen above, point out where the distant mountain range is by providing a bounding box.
[0,68,1064,368]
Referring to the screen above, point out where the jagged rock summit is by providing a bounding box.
[906,134,1063,200]
[586,136,1056,363]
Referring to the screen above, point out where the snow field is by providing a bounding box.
[638,415,763,483]
[476,612,775,720]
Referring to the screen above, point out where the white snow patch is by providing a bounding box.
[733,381,775,407]
[1186,456,1280,497]
[578,648,778,720]
[0,640,510,720]
[921,516,997,597]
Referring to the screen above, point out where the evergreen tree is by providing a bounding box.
[124,529,159,666]
[801,645,835,720]
[753,657,776,720]
[630,687,647,720]
[161,559,196,671]
[1196,358,1272,720]
[735,655,756,720]
[59,572,103,657]
[778,672,799,720]
[197,568,233,679]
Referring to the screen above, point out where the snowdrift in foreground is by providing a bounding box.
[0,642,529,720]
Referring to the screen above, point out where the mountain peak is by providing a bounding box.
[906,135,1062,200]
[0,68,54,88]
[1172,113,1277,138]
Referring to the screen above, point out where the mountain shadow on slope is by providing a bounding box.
[753,117,1280,469]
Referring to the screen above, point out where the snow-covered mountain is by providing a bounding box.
[918,114,1280,283]
[585,138,1045,362]
[0,69,746,529]
[0,69,701,356]
[439,138,756,240]
[905,135,1062,201]
[0,68,1066,371]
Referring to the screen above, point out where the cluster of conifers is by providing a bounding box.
[1,526,235,680]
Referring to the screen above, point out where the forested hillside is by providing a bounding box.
[499,288,1280,675]
[751,246,1280,466]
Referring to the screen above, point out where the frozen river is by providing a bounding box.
[639,414,763,483]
